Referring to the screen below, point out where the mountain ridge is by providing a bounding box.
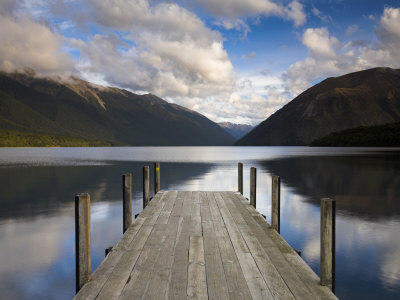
[236,67,400,146]
[0,71,235,146]
[218,122,253,140]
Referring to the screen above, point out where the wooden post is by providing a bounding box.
[75,193,91,293]
[238,162,243,194]
[143,166,150,208]
[320,198,336,292]
[271,176,280,233]
[105,246,113,257]
[250,167,256,208]
[155,162,160,194]
[123,173,132,233]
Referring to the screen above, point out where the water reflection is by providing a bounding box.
[260,155,400,219]
[0,147,400,299]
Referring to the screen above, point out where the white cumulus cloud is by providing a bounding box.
[195,0,306,31]
[0,16,72,75]
[283,7,400,98]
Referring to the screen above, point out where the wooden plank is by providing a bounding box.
[73,249,127,300]
[168,192,192,299]
[119,247,162,299]
[156,191,177,225]
[187,235,208,299]
[120,194,170,299]
[215,192,274,300]
[143,215,183,299]
[182,191,193,216]
[237,223,295,300]
[206,192,253,300]
[223,191,295,300]
[96,249,141,300]
[230,194,315,299]
[168,215,191,299]
[75,191,337,300]
[201,197,230,299]
[170,190,184,217]
[253,215,337,299]
[214,193,249,254]
[237,252,274,300]
[206,192,229,238]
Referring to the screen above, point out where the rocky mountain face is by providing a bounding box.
[218,122,253,140]
[0,71,235,146]
[236,67,400,145]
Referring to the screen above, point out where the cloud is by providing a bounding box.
[194,0,282,18]
[345,24,359,36]
[242,51,257,60]
[70,1,234,99]
[195,0,306,29]
[312,6,331,23]
[284,0,306,27]
[0,16,72,75]
[0,0,21,15]
[377,7,400,61]
[302,27,340,59]
[283,7,400,97]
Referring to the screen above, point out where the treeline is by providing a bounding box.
[310,122,400,147]
[0,130,117,147]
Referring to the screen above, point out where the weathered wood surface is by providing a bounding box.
[155,162,160,194]
[238,162,243,195]
[321,198,336,292]
[74,191,337,300]
[250,167,256,208]
[75,193,91,293]
[271,176,280,233]
[123,173,132,233]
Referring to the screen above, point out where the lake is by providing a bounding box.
[1,146,400,299]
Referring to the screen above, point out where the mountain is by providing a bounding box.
[0,71,235,146]
[218,122,253,140]
[236,67,400,146]
[310,122,400,147]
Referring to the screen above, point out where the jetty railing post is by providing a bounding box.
[155,162,160,194]
[250,167,256,208]
[271,176,281,233]
[123,173,132,233]
[238,162,243,194]
[143,166,150,208]
[320,198,336,292]
[75,193,91,293]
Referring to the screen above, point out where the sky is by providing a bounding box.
[0,0,400,126]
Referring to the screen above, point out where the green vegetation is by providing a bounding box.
[310,122,400,147]
[0,71,235,146]
[0,130,116,147]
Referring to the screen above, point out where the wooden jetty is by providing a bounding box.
[74,163,337,299]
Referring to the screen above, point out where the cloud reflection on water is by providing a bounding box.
[1,147,400,299]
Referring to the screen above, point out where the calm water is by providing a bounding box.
[1,146,400,299]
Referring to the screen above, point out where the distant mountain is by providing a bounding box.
[218,122,253,140]
[0,71,235,146]
[236,67,400,145]
[310,122,400,147]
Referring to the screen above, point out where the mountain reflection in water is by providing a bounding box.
[0,147,400,299]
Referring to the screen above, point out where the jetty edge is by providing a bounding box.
[74,162,337,299]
